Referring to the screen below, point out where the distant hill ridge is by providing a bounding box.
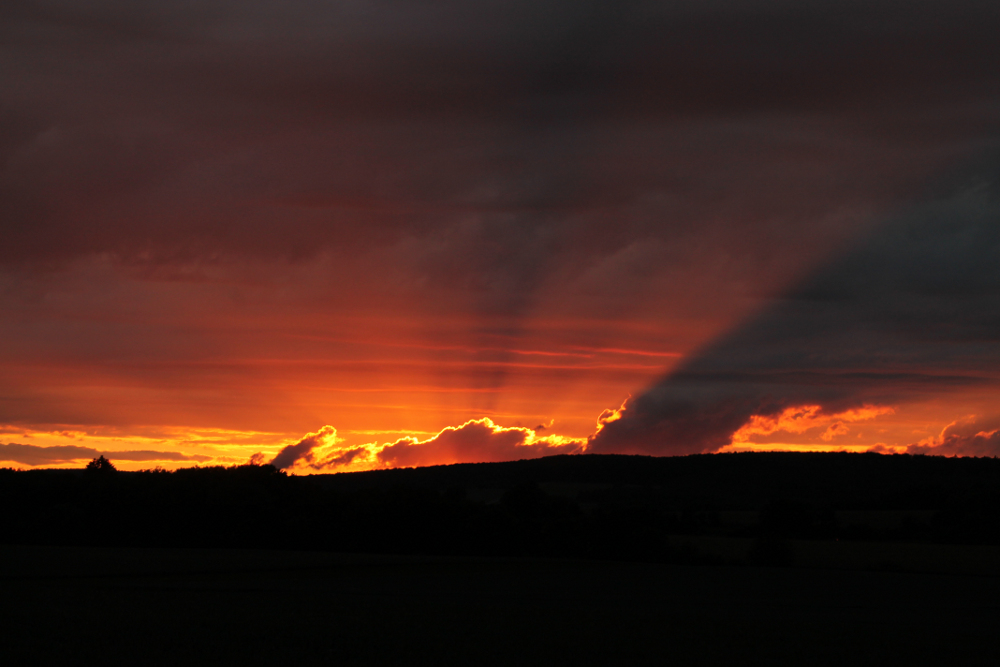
[304,452,1000,507]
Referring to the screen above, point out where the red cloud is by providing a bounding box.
[904,419,1000,457]
[376,418,583,469]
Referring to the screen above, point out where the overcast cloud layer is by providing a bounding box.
[2,1,1000,463]
[5,1,998,268]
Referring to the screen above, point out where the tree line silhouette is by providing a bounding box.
[3,452,1000,561]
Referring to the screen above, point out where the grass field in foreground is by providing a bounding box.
[3,545,1000,666]
[670,534,1000,577]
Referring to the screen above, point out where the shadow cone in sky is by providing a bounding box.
[590,153,1000,455]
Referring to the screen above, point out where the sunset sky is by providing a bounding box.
[3,1,1000,472]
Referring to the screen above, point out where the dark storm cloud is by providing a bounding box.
[2,0,999,266]
[590,153,1000,455]
[0,442,211,465]
[2,0,997,371]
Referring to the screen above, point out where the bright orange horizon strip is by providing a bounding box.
[3,393,993,472]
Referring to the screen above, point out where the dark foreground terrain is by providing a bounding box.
[3,545,1000,667]
[5,453,1000,664]
[5,452,1000,571]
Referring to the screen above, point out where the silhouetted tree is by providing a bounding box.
[85,455,117,473]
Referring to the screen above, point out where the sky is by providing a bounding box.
[2,0,1000,472]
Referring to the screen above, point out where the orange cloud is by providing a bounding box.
[731,405,822,443]
[730,404,894,445]
[820,422,850,441]
[868,443,904,454]
[895,417,1000,457]
[593,396,629,436]
[376,418,584,469]
[270,425,339,470]
[276,418,587,472]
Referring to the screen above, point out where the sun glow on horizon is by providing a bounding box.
[6,394,996,472]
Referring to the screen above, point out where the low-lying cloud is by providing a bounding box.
[272,418,585,472]
[897,419,1000,457]
[589,154,1000,456]
[311,446,370,469]
[728,404,893,447]
[376,418,584,469]
[0,443,212,467]
[269,425,339,470]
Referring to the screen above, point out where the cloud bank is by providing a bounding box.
[271,419,584,472]
[2,1,1000,455]
[898,419,1000,458]
[590,154,1000,455]
[376,418,583,469]
[0,443,211,467]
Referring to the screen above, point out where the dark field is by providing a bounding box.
[7,453,1000,564]
[3,545,1000,666]
[6,453,1000,665]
